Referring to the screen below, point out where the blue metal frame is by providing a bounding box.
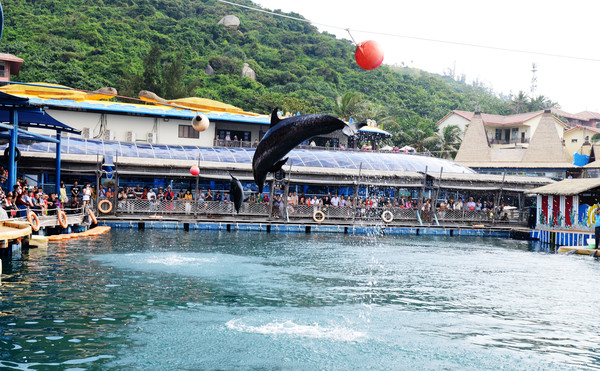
[0,92,78,192]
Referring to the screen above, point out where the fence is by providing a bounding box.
[103,198,527,226]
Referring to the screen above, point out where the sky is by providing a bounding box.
[247,0,600,114]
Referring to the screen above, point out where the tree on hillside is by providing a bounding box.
[510,91,529,113]
[436,125,462,159]
[396,119,439,152]
[142,46,164,96]
[529,95,559,111]
[334,91,370,121]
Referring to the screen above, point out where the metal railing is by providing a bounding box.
[104,199,527,225]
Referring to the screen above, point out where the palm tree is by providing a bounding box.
[437,125,462,159]
[510,91,529,113]
[334,91,370,121]
[398,121,438,152]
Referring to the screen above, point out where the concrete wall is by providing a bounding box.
[563,128,598,155]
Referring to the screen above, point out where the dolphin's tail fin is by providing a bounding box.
[342,121,368,137]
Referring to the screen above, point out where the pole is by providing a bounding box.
[7,108,17,190]
[353,162,362,223]
[268,179,275,221]
[55,130,62,195]
[493,170,507,225]
[433,167,443,226]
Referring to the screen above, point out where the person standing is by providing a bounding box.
[595,207,600,249]
[59,181,68,208]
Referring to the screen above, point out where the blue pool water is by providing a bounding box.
[1,230,600,370]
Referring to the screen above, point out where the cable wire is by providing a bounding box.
[219,0,600,63]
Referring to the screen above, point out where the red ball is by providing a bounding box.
[355,40,384,70]
[190,165,200,176]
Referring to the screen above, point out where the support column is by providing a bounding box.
[7,109,18,190]
[55,131,62,195]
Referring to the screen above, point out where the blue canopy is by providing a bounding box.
[0,105,80,134]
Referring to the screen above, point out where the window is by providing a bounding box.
[571,139,578,143]
[495,129,502,140]
[0,62,5,77]
[217,130,251,142]
[178,125,199,139]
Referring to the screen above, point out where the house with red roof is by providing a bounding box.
[0,53,24,82]
[437,109,568,148]
[552,108,600,128]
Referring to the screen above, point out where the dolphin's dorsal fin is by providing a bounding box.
[269,157,288,173]
[270,108,282,127]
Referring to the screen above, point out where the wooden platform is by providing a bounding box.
[0,220,31,248]
[557,246,599,255]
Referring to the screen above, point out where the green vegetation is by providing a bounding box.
[1,0,559,155]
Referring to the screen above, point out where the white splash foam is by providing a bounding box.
[225,319,366,342]
[145,254,215,266]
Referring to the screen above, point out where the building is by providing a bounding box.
[453,110,576,179]
[552,108,600,128]
[0,53,24,82]
[436,109,568,147]
[563,125,600,157]
[0,83,391,149]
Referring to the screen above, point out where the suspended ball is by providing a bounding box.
[192,113,209,132]
[355,40,384,70]
[190,165,200,176]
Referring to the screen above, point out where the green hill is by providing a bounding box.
[0,0,551,152]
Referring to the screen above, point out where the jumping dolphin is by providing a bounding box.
[252,109,367,193]
[229,172,244,214]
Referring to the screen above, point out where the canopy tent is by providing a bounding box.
[0,91,79,193]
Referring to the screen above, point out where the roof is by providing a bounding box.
[0,53,24,75]
[454,112,491,162]
[564,125,600,135]
[1,84,392,136]
[0,91,80,134]
[552,108,600,122]
[16,137,473,174]
[460,161,577,169]
[529,178,600,195]
[442,109,568,129]
[522,111,571,163]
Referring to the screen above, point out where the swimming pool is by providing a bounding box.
[0,230,598,369]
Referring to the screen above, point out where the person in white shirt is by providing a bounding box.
[146,188,157,211]
[82,183,92,208]
[331,194,340,207]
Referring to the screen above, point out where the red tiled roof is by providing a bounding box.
[552,108,600,122]
[452,110,544,125]
[563,125,600,135]
[0,53,24,75]
[576,111,600,120]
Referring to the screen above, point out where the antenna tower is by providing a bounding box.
[530,63,538,97]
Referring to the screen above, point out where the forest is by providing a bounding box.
[0,0,558,156]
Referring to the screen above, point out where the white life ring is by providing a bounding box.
[381,210,394,223]
[313,210,325,223]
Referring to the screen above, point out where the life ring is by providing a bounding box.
[313,210,325,223]
[3,147,20,162]
[57,210,68,228]
[381,210,394,223]
[588,204,599,227]
[88,209,98,224]
[97,199,113,214]
[27,211,40,231]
